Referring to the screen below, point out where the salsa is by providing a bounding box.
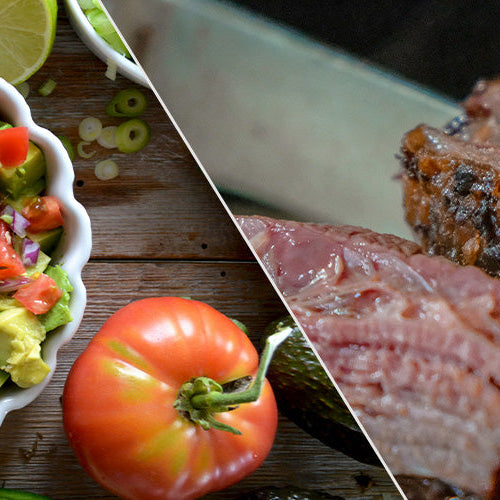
[0,124,72,389]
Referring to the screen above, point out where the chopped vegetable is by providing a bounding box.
[81,5,130,58]
[96,126,118,149]
[21,195,64,233]
[0,237,25,280]
[1,205,30,237]
[115,118,150,153]
[0,276,32,292]
[37,79,57,97]
[104,58,117,81]
[78,117,103,142]
[106,88,147,117]
[77,141,95,159]
[58,136,75,161]
[21,238,40,267]
[94,159,119,180]
[0,127,29,167]
[13,273,62,315]
[16,82,30,99]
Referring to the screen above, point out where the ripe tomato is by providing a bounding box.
[13,273,62,314]
[0,225,25,280]
[63,297,278,500]
[21,195,63,233]
[0,127,29,167]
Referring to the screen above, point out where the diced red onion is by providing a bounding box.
[1,205,30,237]
[0,276,32,292]
[21,238,40,267]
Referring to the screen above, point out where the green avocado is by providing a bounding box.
[39,265,73,332]
[0,307,49,388]
[0,141,46,199]
[264,316,381,467]
[25,227,63,254]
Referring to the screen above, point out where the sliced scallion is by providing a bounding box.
[77,141,96,159]
[95,159,119,180]
[78,117,103,142]
[115,118,151,153]
[97,126,118,149]
[58,135,75,161]
[105,58,118,81]
[38,78,57,96]
[106,88,147,118]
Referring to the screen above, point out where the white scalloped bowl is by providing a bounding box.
[64,0,149,88]
[0,78,92,427]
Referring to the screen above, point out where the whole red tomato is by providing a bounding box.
[63,297,278,500]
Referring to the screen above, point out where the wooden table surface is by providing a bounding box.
[0,4,402,499]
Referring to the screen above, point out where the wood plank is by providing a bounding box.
[0,262,400,499]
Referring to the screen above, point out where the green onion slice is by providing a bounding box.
[77,141,96,159]
[95,159,119,180]
[115,118,151,153]
[97,126,118,149]
[38,79,57,97]
[58,136,75,162]
[106,88,147,117]
[78,117,103,142]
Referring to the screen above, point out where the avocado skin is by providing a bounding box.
[264,317,380,467]
[237,486,344,500]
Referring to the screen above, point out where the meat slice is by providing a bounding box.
[401,78,500,278]
[237,215,500,499]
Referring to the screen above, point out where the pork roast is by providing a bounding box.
[237,215,500,499]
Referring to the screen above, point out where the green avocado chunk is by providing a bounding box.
[25,227,63,254]
[0,369,9,388]
[0,307,49,388]
[0,141,46,199]
[39,265,73,332]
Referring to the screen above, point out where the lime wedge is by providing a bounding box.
[0,0,58,86]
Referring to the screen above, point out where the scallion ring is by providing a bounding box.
[79,117,103,142]
[95,159,119,180]
[115,118,151,153]
[38,78,57,96]
[106,88,147,117]
[77,141,96,159]
[58,136,75,161]
[97,126,118,149]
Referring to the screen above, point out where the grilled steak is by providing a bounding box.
[237,215,500,500]
[401,78,500,277]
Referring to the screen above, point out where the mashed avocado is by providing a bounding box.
[0,307,49,388]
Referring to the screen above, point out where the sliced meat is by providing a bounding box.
[237,215,500,500]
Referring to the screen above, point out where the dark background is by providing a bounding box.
[225,0,500,101]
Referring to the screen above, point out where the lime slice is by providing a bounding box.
[0,0,58,86]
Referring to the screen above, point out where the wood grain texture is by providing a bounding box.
[0,3,402,499]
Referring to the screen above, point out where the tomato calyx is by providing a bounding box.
[174,321,294,435]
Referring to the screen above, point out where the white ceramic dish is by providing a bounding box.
[0,78,92,426]
[64,0,149,88]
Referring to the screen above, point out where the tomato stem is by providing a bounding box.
[174,321,295,434]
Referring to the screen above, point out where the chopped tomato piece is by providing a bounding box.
[0,236,25,280]
[21,195,64,233]
[0,127,29,167]
[14,273,62,314]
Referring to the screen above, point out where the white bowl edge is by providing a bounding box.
[64,0,150,88]
[0,78,92,426]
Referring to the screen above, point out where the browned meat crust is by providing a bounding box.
[401,124,500,276]
[401,79,500,278]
